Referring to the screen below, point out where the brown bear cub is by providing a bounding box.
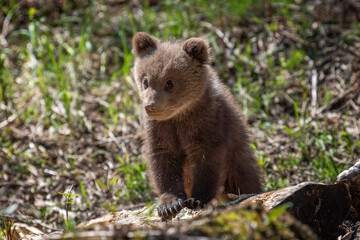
[132,32,263,219]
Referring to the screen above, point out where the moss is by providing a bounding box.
[187,204,316,240]
[198,210,252,239]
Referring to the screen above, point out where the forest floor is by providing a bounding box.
[0,0,360,238]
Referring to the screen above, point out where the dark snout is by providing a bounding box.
[145,103,156,113]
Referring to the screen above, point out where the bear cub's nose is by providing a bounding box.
[145,104,156,113]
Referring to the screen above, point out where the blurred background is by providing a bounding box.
[0,0,359,233]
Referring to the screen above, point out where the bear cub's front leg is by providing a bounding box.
[147,152,188,219]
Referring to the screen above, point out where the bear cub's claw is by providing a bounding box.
[157,198,185,219]
[184,198,206,210]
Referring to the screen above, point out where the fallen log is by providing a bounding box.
[238,182,351,239]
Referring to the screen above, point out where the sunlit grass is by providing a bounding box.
[1,0,358,206]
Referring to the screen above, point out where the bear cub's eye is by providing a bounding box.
[165,80,174,90]
[143,78,149,89]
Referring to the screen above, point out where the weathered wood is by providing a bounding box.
[235,160,360,239]
[237,182,351,239]
[336,160,360,222]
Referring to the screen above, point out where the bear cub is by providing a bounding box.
[132,32,263,219]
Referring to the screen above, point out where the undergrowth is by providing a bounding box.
[0,0,359,230]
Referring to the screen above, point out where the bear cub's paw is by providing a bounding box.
[157,193,186,220]
[184,197,206,210]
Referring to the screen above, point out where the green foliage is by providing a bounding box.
[0,220,17,240]
[0,52,12,107]
[281,103,358,183]
[63,218,77,232]
[286,49,306,70]
[117,154,150,203]
[95,175,120,194]
[146,201,158,218]
[58,187,79,230]
[58,191,79,206]
[78,177,90,207]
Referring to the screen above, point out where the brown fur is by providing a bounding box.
[132,32,263,214]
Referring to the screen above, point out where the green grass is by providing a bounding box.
[117,154,150,203]
[1,0,359,223]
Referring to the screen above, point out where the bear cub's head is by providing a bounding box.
[132,32,210,121]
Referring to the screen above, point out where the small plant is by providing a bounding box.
[146,201,158,218]
[58,185,79,230]
[63,218,76,232]
[1,220,17,240]
[95,175,120,196]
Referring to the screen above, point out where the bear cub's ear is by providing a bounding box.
[132,32,158,57]
[182,38,208,63]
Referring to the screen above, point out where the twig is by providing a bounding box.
[341,230,354,239]
[349,100,359,113]
[316,88,353,114]
[294,86,358,132]
[279,30,315,48]
[271,2,302,11]
[0,9,13,47]
[293,118,313,132]
[95,134,136,144]
[0,114,17,129]
[338,43,360,59]
[199,21,234,49]
[282,92,295,106]
[316,51,339,68]
[311,69,318,118]
[82,97,110,108]
[50,230,114,240]
[199,21,256,66]
[0,147,16,162]
[108,130,123,152]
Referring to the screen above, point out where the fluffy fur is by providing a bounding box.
[132,32,263,219]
